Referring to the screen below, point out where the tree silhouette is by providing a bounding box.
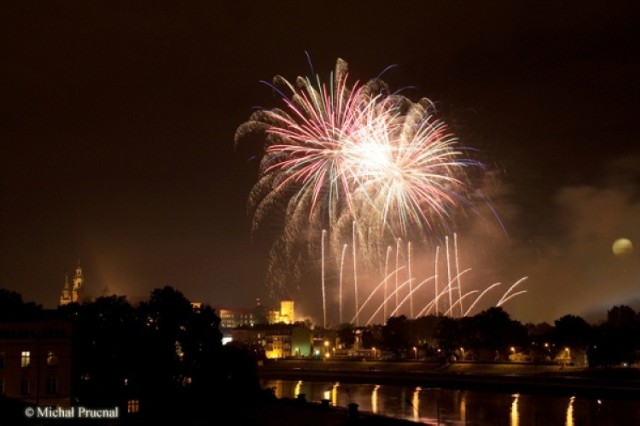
[435,316,461,361]
[60,295,140,406]
[0,288,42,320]
[591,305,640,367]
[53,286,255,422]
[472,307,527,361]
[336,323,356,348]
[382,315,411,359]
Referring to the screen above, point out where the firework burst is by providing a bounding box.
[235,58,483,295]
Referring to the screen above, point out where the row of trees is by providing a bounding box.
[335,306,640,367]
[0,287,266,422]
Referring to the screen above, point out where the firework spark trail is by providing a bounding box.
[446,236,453,314]
[351,267,406,325]
[497,277,529,306]
[352,220,359,326]
[339,243,348,324]
[365,278,413,326]
[383,245,392,320]
[454,233,463,317]
[395,238,401,309]
[321,229,327,328]
[387,275,437,319]
[464,282,502,317]
[434,246,439,316]
[498,290,528,307]
[413,268,472,318]
[444,290,480,317]
[408,241,413,318]
[413,285,456,318]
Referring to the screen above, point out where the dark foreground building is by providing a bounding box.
[0,319,72,408]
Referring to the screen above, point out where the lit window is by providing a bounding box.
[21,351,31,367]
[20,378,30,395]
[127,399,140,414]
[47,351,58,366]
[46,377,57,394]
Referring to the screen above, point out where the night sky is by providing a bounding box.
[2,1,639,324]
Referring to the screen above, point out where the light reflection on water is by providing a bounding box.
[262,379,640,425]
[411,387,419,422]
[510,393,519,426]
[565,395,575,426]
[372,384,380,414]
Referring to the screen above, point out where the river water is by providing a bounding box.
[261,379,639,425]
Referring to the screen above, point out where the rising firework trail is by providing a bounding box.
[352,220,359,326]
[454,233,464,317]
[383,245,392,320]
[321,229,327,328]
[434,245,440,316]
[408,241,414,318]
[339,243,348,324]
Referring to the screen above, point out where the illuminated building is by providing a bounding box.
[220,298,302,350]
[219,307,256,329]
[278,299,294,324]
[230,323,312,359]
[265,324,312,359]
[219,298,295,329]
[0,319,72,407]
[267,299,295,324]
[59,262,84,306]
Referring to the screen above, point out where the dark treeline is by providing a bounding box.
[0,287,268,423]
[336,306,640,368]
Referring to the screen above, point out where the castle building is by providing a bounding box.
[219,298,296,329]
[59,262,84,306]
[277,299,294,324]
[219,307,256,329]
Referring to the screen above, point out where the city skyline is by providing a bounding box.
[1,2,639,324]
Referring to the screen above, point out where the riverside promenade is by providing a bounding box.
[258,359,640,399]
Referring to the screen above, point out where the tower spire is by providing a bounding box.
[59,260,85,305]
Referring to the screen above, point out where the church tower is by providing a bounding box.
[59,273,71,305]
[59,261,84,305]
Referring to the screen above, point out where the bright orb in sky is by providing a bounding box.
[612,238,634,256]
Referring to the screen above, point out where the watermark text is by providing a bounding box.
[25,406,119,419]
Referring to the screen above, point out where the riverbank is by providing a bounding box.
[258,359,640,400]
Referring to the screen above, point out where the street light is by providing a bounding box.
[413,346,417,360]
